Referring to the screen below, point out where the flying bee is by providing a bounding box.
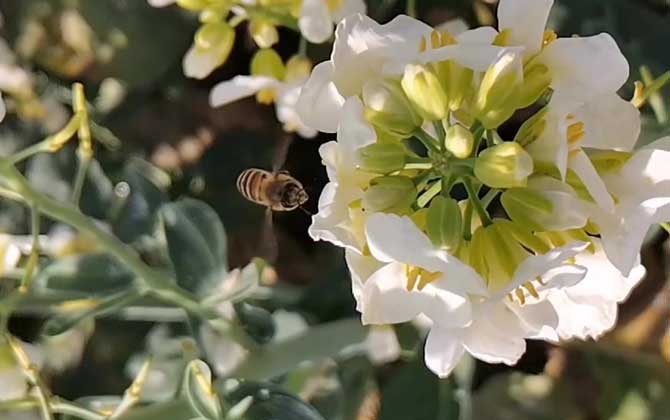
[236,135,309,262]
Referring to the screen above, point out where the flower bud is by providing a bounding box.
[250,48,285,104]
[474,52,522,129]
[250,19,279,48]
[178,0,211,11]
[501,187,553,231]
[357,142,408,174]
[401,64,448,121]
[426,196,462,252]
[363,176,416,214]
[363,79,422,136]
[195,22,234,50]
[474,142,533,188]
[471,222,529,293]
[433,60,474,112]
[285,55,312,83]
[445,124,474,159]
[517,63,551,109]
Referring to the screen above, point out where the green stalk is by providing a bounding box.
[414,128,441,156]
[463,178,492,226]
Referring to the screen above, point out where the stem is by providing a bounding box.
[19,205,40,293]
[414,128,441,156]
[71,153,91,206]
[433,121,446,147]
[417,181,441,208]
[0,398,105,420]
[462,201,473,241]
[9,141,51,165]
[463,178,492,226]
[406,0,417,17]
[480,188,501,208]
[6,334,54,420]
[298,36,308,57]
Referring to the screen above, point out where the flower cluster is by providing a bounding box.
[296,0,665,377]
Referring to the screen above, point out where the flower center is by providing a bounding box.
[405,265,441,291]
[542,30,558,47]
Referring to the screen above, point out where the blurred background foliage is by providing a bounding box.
[0,0,669,419]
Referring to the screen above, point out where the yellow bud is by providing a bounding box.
[285,55,312,83]
[514,107,549,146]
[426,196,462,252]
[363,176,417,214]
[357,142,408,174]
[199,5,230,23]
[250,19,279,48]
[250,48,286,80]
[401,64,448,121]
[517,63,551,109]
[476,222,530,293]
[178,0,211,11]
[433,60,474,111]
[363,79,422,137]
[445,124,474,159]
[474,142,533,188]
[500,188,554,231]
[474,52,522,129]
[194,22,235,71]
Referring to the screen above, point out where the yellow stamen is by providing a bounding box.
[256,89,276,104]
[542,30,558,47]
[536,276,546,286]
[515,288,526,305]
[430,30,441,49]
[326,0,342,13]
[419,36,427,53]
[417,270,442,290]
[405,265,441,291]
[493,28,511,46]
[523,282,539,299]
[441,31,457,46]
[567,121,585,146]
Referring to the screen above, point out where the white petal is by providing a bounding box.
[527,177,588,230]
[644,136,670,151]
[569,149,615,213]
[418,45,522,74]
[456,26,499,44]
[308,181,365,252]
[209,76,278,107]
[346,249,384,311]
[462,304,527,365]
[360,262,424,325]
[498,241,589,298]
[525,109,569,179]
[331,14,432,96]
[295,61,346,133]
[436,19,470,36]
[498,0,553,56]
[336,96,377,160]
[274,85,318,138]
[330,0,367,23]
[0,93,5,122]
[606,147,670,203]
[539,33,629,101]
[182,45,221,80]
[299,0,333,44]
[572,93,640,151]
[365,326,401,365]
[147,0,175,7]
[508,300,559,342]
[424,327,465,378]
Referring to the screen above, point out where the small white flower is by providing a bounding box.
[298,0,366,44]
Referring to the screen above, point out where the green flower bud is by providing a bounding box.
[250,48,286,80]
[474,52,522,129]
[589,150,632,175]
[426,196,462,252]
[517,63,551,109]
[250,19,279,48]
[357,142,408,174]
[474,142,533,188]
[195,22,234,50]
[178,0,211,11]
[501,188,554,232]
[363,79,421,137]
[199,5,230,23]
[445,124,474,159]
[285,55,312,83]
[514,107,548,146]
[363,176,417,214]
[401,64,448,121]
[433,60,474,112]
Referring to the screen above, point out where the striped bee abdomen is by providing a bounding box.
[237,168,272,206]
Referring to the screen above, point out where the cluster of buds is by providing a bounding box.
[297,0,666,378]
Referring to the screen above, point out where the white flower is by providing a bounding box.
[0,234,22,276]
[364,326,401,365]
[299,0,366,44]
[545,240,646,340]
[591,138,670,275]
[350,213,588,377]
[147,0,175,7]
[308,97,376,252]
[210,75,317,138]
[296,13,505,133]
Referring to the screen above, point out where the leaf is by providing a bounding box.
[158,198,228,296]
[234,303,276,345]
[34,253,134,297]
[113,159,169,244]
[222,382,326,420]
[182,360,223,420]
[379,355,440,420]
[230,319,367,381]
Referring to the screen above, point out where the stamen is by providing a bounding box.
[419,37,427,53]
[256,89,276,105]
[515,288,526,305]
[430,30,441,49]
[406,266,420,291]
[417,270,442,290]
[440,31,457,46]
[536,276,546,286]
[523,282,539,299]
[567,121,585,146]
[326,0,343,13]
[542,30,558,47]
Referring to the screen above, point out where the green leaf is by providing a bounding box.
[34,253,134,297]
[230,319,367,381]
[234,303,276,345]
[158,198,228,296]
[222,382,326,420]
[182,360,223,420]
[379,356,440,420]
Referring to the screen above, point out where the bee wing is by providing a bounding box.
[272,134,294,175]
[259,207,279,263]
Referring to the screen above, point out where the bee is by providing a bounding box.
[237,135,308,262]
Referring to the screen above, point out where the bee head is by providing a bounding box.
[281,182,309,209]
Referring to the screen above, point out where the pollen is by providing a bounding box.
[542,30,558,47]
[256,89,277,105]
[405,265,441,291]
[440,31,457,46]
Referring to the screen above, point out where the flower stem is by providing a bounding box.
[463,178,492,226]
[406,0,417,17]
[414,128,441,156]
